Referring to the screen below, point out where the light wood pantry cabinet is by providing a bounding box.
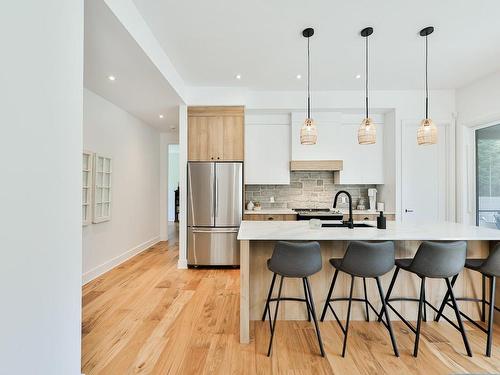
[188,106,244,161]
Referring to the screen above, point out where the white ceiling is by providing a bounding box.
[84,0,183,131]
[132,0,500,90]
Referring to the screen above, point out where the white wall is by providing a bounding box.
[456,71,500,224]
[0,1,83,373]
[83,89,160,283]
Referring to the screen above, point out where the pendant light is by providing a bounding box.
[300,28,317,145]
[417,26,437,145]
[358,27,375,145]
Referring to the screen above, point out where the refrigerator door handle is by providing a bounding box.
[191,228,239,234]
[214,170,218,219]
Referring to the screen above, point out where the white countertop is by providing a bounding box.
[243,209,395,215]
[237,220,500,241]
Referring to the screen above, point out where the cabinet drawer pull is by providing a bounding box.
[267,216,275,221]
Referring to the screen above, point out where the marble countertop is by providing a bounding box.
[237,220,500,241]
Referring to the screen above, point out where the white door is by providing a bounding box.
[401,121,448,224]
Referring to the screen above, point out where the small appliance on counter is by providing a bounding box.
[368,188,377,211]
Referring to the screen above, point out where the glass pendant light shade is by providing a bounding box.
[417,118,437,145]
[358,117,376,145]
[418,26,437,145]
[358,27,375,145]
[300,118,317,145]
[301,28,317,145]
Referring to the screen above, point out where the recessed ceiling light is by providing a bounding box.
[159,114,164,119]
[235,74,242,80]
[108,75,116,81]
[296,74,302,79]
[355,74,361,79]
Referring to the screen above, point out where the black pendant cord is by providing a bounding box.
[425,34,429,119]
[307,36,311,120]
[365,34,369,119]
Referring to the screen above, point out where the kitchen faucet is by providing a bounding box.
[333,190,354,229]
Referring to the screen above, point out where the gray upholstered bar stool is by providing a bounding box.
[261,241,324,357]
[435,242,500,356]
[378,241,472,357]
[320,241,399,357]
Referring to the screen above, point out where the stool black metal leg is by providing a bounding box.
[363,277,370,322]
[342,275,355,358]
[482,274,486,323]
[267,275,284,357]
[321,269,338,321]
[435,274,458,322]
[413,277,426,357]
[305,277,325,357]
[375,276,399,357]
[445,277,472,357]
[422,287,427,322]
[262,273,277,321]
[302,278,311,322]
[486,276,496,357]
[378,266,400,322]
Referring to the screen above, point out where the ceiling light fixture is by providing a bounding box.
[108,75,116,81]
[159,114,164,119]
[417,26,437,145]
[358,27,376,145]
[300,27,317,145]
[235,74,242,80]
[355,74,361,79]
[296,74,302,79]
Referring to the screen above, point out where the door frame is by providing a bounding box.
[400,119,455,223]
[468,120,500,226]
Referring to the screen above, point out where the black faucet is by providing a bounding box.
[333,190,354,229]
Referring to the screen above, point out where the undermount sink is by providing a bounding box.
[322,223,374,228]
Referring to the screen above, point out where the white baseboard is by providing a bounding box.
[177,258,188,269]
[82,236,160,285]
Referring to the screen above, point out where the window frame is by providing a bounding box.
[92,153,112,224]
[82,150,94,226]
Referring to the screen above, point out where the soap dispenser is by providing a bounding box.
[377,211,386,229]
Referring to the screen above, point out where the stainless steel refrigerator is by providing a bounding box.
[187,162,243,266]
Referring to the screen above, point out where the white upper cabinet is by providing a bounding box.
[291,112,385,184]
[244,113,291,185]
[337,114,385,184]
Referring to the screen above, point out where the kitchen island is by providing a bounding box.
[237,220,500,343]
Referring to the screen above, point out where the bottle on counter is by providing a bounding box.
[377,211,387,229]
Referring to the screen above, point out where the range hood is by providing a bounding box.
[290,160,343,171]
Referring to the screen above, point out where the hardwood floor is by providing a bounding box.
[82,240,500,375]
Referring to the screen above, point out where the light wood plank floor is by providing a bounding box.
[82,240,500,375]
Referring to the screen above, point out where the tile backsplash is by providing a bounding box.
[245,172,375,209]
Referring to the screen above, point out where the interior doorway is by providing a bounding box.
[168,144,180,243]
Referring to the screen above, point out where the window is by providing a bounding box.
[93,154,112,223]
[82,151,93,225]
[476,123,500,230]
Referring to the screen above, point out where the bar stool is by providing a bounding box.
[378,241,472,357]
[434,242,500,356]
[320,241,399,357]
[261,241,325,357]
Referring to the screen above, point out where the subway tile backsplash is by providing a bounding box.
[245,172,375,209]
